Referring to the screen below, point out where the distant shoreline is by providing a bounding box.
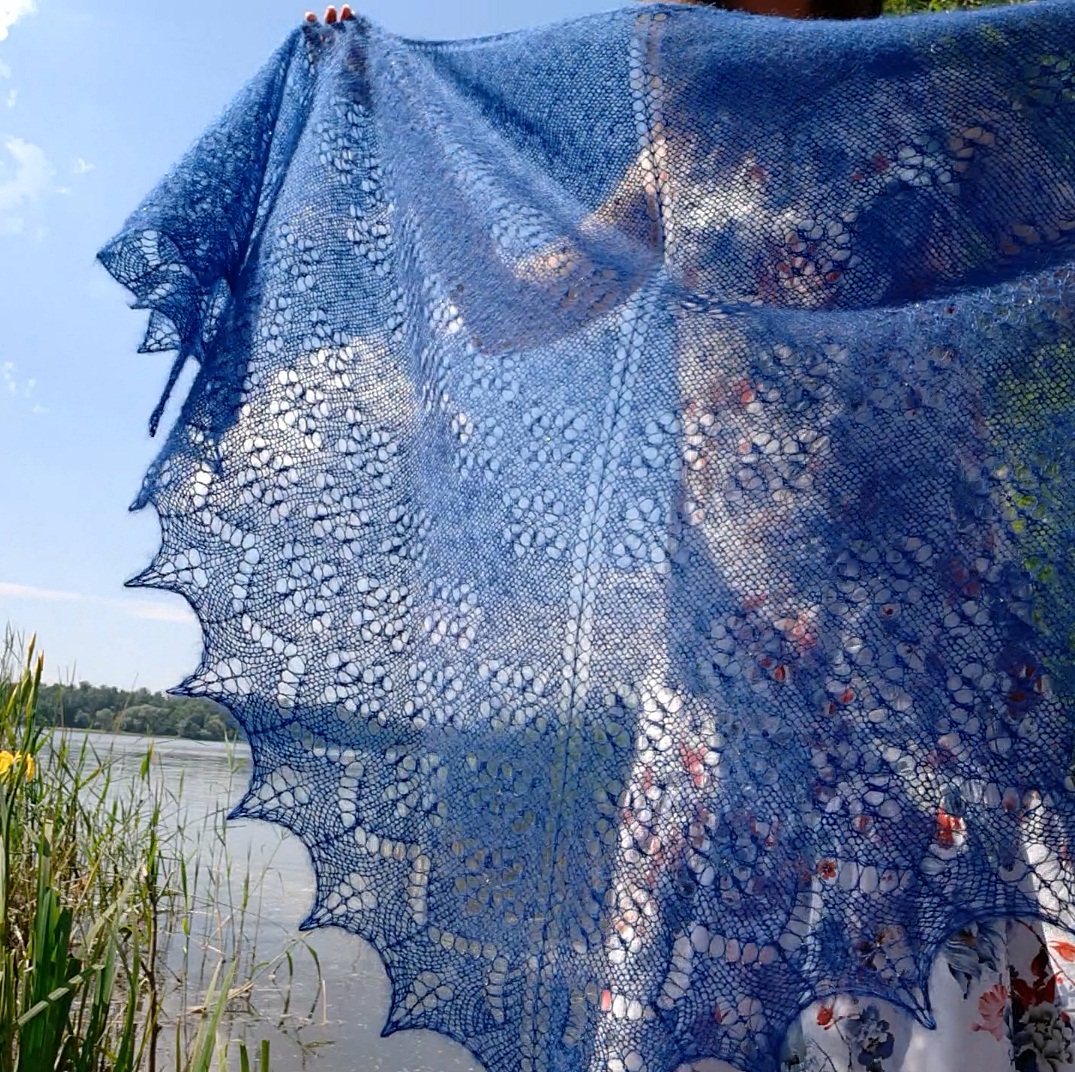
[34,681,243,742]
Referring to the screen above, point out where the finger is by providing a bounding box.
[324,5,338,21]
[305,11,318,21]
[340,4,354,19]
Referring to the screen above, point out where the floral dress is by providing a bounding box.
[687,921,1075,1072]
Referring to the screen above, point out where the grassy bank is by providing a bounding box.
[0,638,319,1071]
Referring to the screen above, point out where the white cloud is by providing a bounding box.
[127,601,194,625]
[0,1,35,42]
[72,157,93,175]
[0,581,79,603]
[0,135,53,234]
[4,89,16,109]
[0,60,10,79]
[0,581,193,625]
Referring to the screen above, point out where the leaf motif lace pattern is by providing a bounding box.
[101,6,1075,1071]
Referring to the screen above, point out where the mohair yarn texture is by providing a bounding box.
[101,5,1075,1071]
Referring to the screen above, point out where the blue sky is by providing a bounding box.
[0,0,623,691]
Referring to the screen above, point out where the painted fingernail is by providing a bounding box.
[340,4,354,19]
[305,12,318,22]
[325,5,338,22]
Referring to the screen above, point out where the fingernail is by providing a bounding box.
[305,12,318,21]
[325,5,338,22]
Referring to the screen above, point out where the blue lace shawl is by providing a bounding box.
[100,4,1075,1070]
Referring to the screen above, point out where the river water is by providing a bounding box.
[64,730,484,1072]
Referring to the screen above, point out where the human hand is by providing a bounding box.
[305,5,356,23]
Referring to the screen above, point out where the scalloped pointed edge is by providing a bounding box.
[118,458,1075,1071]
[125,541,1074,1072]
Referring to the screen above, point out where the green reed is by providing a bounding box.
[0,634,324,1071]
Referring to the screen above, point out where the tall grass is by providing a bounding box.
[0,635,319,1071]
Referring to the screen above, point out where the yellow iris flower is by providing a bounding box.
[0,750,34,781]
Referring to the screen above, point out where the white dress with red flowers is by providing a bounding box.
[686,920,1075,1072]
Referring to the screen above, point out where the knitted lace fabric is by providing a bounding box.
[100,5,1075,1071]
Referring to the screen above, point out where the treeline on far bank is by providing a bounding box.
[34,681,243,741]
